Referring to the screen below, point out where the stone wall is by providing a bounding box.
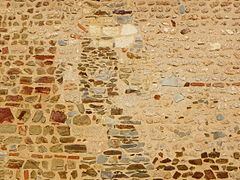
[0,0,240,179]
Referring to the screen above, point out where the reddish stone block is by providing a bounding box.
[191,83,205,86]
[68,156,80,160]
[20,86,33,95]
[35,87,51,94]
[232,82,240,86]
[31,154,43,159]
[20,77,32,84]
[44,61,53,65]
[50,110,67,123]
[24,170,29,180]
[34,55,55,60]
[154,94,161,100]
[9,153,19,156]
[0,108,14,123]
[7,68,22,75]
[77,23,88,33]
[2,47,9,54]
[35,76,55,83]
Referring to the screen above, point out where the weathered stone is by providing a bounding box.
[0,125,16,133]
[16,109,31,121]
[43,125,54,135]
[29,125,42,135]
[216,114,224,121]
[189,159,202,165]
[216,172,228,179]
[64,144,87,153]
[82,168,97,177]
[60,137,75,143]
[57,126,70,136]
[111,108,123,115]
[0,108,14,123]
[160,78,179,87]
[4,136,22,145]
[210,43,221,51]
[50,144,63,153]
[213,132,226,139]
[173,94,184,103]
[204,169,216,179]
[101,171,113,179]
[127,164,145,170]
[23,160,40,169]
[42,171,55,178]
[73,115,91,126]
[52,159,64,171]
[121,24,137,35]
[173,171,181,179]
[77,104,85,113]
[115,36,134,48]
[192,172,204,179]
[97,155,108,164]
[103,150,122,155]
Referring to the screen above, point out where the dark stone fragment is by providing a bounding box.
[210,165,219,170]
[189,159,202,165]
[226,166,238,171]
[6,159,24,169]
[204,169,216,179]
[64,144,87,153]
[113,10,132,15]
[164,166,175,171]
[233,152,240,159]
[216,172,228,179]
[175,152,183,157]
[180,28,191,35]
[71,170,78,179]
[203,158,215,163]
[160,158,171,163]
[177,165,188,171]
[82,168,97,177]
[152,157,158,164]
[209,151,220,158]
[173,171,181,179]
[184,82,190,87]
[192,172,204,179]
[0,108,14,123]
[201,152,208,158]
[50,110,67,123]
[127,164,145,170]
[103,150,122,155]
